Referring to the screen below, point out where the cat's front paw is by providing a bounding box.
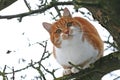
[71,67,81,74]
[63,68,72,75]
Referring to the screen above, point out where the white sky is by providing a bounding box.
[0,0,120,80]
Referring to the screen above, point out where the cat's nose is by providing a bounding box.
[64,30,69,34]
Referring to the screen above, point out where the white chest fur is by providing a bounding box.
[55,26,99,68]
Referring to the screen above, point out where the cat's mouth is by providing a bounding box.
[61,33,73,40]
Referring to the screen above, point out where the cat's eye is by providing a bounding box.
[55,29,62,34]
[67,22,72,27]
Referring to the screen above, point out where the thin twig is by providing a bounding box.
[12,67,15,80]
[24,0,31,12]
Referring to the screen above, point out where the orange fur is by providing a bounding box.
[74,17,104,57]
[43,8,104,75]
[50,16,103,56]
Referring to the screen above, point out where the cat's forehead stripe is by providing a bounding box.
[54,17,73,28]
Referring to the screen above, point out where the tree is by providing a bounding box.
[0,0,120,80]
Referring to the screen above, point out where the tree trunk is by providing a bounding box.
[83,0,120,50]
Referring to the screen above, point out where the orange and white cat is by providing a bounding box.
[42,8,104,75]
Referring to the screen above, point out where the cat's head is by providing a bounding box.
[42,8,81,48]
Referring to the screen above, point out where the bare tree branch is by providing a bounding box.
[23,0,31,12]
[0,1,100,20]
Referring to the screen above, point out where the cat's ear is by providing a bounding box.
[63,7,72,17]
[42,22,52,33]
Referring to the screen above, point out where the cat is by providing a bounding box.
[42,7,104,75]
